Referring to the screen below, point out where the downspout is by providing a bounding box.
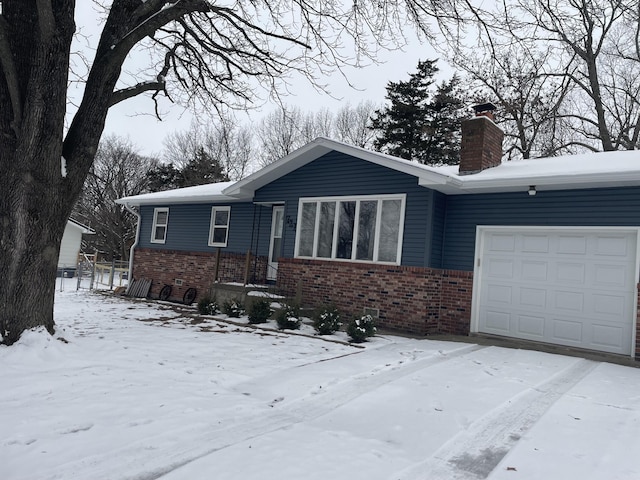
[123,202,141,284]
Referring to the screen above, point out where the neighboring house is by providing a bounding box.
[118,106,640,359]
[58,219,95,276]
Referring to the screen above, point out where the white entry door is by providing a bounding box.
[474,227,639,355]
[267,206,284,280]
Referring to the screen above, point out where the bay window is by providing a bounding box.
[295,195,405,264]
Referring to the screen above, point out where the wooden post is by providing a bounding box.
[214,247,221,282]
[243,249,252,285]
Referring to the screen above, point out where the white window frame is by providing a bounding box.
[151,207,169,244]
[208,206,231,247]
[294,194,406,264]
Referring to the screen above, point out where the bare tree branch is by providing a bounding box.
[109,79,166,106]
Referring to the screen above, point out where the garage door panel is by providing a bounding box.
[516,315,545,337]
[554,290,584,313]
[522,235,549,253]
[557,235,587,254]
[519,287,546,308]
[591,324,625,350]
[520,260,548,281]
[552,318,584,343]
[593,264,630,287]
[487,258,514,279]
[483,310,511,333]
[487,284,512,304]
[555,262,586,284]
[489,233,516,252]
[477,228,637,356]
[595,235,630,256]
[593,293,627,317]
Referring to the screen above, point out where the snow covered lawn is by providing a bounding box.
[2,285,640,480]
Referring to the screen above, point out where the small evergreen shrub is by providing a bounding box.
[197,296,219,315]
[248,299,272,324]
[313,305,342,335]
[346,314,376,343]
[222,298,244,318]
[275,303,302,330]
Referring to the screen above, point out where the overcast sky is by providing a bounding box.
[71,4,450,158]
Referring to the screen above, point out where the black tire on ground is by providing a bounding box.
[183,288,197,305]
[159,285,172,301]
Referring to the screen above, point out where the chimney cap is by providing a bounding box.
[472,102,497,114]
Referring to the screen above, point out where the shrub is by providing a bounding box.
[248,299,272,324]
[275,303,301,330]
[346,314,376,343]
[313,305,342,335]
[222,298,244,318]
[197,296,219,315]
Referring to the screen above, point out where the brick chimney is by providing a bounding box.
[458,102,504,175]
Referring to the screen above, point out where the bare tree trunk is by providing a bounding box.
[0,2,76,343]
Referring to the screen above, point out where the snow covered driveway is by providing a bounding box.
[1,287,639,480]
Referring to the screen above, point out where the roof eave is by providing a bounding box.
[424,171,640,194]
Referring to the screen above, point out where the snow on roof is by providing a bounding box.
[116,181,247,206]
[423,149,640,194]
[116,139,640,206]
[67,218,95,234]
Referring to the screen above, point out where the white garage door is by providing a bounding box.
[475,227,639,355]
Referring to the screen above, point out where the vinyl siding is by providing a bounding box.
[138,202,271,256]
[443,186,640,271]
[254,151,435,267]
[429,191,447,268]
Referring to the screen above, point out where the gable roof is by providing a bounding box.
[115,137,640,207]
[222,137,448,196]
[223,137,640,196]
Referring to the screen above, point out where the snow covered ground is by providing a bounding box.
[2,282,640,480]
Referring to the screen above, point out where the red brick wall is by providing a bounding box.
[459,116,504,175]
[277,258,473,335]
[132,248,267,302]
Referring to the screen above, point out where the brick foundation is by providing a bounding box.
[277,258,473,335]
[132,248,267,302]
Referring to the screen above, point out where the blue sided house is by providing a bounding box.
[118,107,640,359]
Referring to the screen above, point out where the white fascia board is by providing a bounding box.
[115,194,245,206]
[431,171,640,194]
[222,139,333,196]
[116,181,249,206]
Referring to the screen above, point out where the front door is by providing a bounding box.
[267,206,284,280]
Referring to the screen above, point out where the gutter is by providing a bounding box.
[123,202,141,285]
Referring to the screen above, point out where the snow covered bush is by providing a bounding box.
[346,314,376,343]
[197,296,219,315]
[313,305,342,335]
[248,299,272,324]
[222,298,244,318]
[275,304,301,330]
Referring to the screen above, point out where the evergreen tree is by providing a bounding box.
[370,60,468,166]
[146,147,230,192]
[180,147,230,186]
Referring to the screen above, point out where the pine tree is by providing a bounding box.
[370,60,468,166]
